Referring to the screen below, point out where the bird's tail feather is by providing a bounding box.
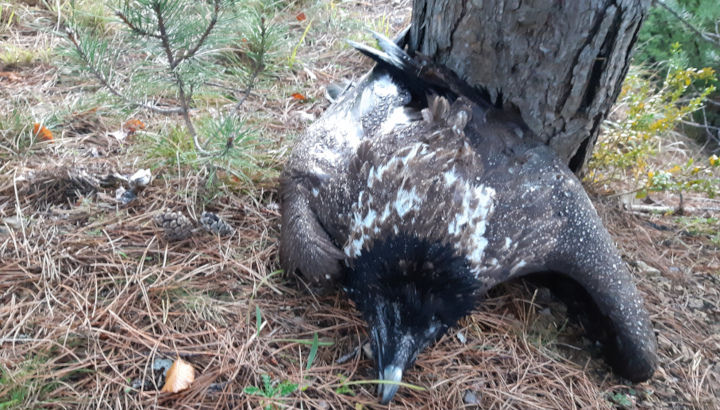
[347,30,420,75]
[347,29,494,109]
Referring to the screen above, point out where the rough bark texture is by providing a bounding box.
[409,0,652,173]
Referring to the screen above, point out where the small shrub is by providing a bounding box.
[244,374,298,410]
[606,390,634,408]
[63,0,286,183]
[636,0,720,142]
[637,0,720,72]
[588,44,718,198]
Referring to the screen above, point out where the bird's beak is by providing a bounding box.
[379,365,403,404]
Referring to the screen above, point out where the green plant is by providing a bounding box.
[637,1,720,72]
[0,2,21,32]
[368,13,391,39]
[63,0,284,181]
[0,357,62,409]
[305,332,319,371]
[255,304,263,336]
[0,365,29,409]
[243,374,298,410]
[68,0,113,32]
[288,16,312,70]
[636,0,720,142]
[0,104,35,156]
[675,216,720,245]
[334,374,355,396]
[606,391,634,408]
[588,45,718,198]
[140,125,197,167]
[643,154,720,199]
[0,44,52,67]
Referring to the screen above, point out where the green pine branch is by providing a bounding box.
[66,0,282,163]
[656,0,720,47]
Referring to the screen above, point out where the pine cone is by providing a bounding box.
[199,212,234,236]
[154,211,193,241]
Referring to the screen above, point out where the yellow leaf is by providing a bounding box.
[691,167,701,175]
[667,165,681,174]
[161,358,195,393]
[710,155,719,167]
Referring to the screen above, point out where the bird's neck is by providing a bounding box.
[344,233,479,323]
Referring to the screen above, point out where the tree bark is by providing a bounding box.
[408,0,652,173]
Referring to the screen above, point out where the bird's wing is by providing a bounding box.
[279,173,346,282]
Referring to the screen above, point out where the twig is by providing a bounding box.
[204,81,261,98]
[0,143,18,156]
[605,187,647,198]
[153,2,176,67]
[679,119,720,133]
[66,29,183,115]
[626,204,720,214]
[151,1,213,155]
[172,0,221,69]
[336,344,361,364]
[679,191,684,213]
[203,16,267,150]
[230,16,266,117]
[12,168,28,262]
[174,72,211,155]
[679,110,720,149]
[115,11,162,40]
[655,1,720,47]
[201,67,257,153]
[703,97,720,108]
[231,71,259,116]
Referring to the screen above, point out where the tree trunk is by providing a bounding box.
[408,0,652,173]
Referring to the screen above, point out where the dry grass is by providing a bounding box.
[1,0,719,409]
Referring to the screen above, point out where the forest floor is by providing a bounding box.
[1,0,719,409]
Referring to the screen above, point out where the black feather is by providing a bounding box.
[348,29,494,109]
[344,233,478,334]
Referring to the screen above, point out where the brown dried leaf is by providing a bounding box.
[161,358,195,393]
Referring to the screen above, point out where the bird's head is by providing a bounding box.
[344,234,478,403]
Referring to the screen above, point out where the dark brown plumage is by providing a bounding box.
[279,30,657,403]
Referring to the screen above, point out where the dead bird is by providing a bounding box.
[279,30,657,403]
